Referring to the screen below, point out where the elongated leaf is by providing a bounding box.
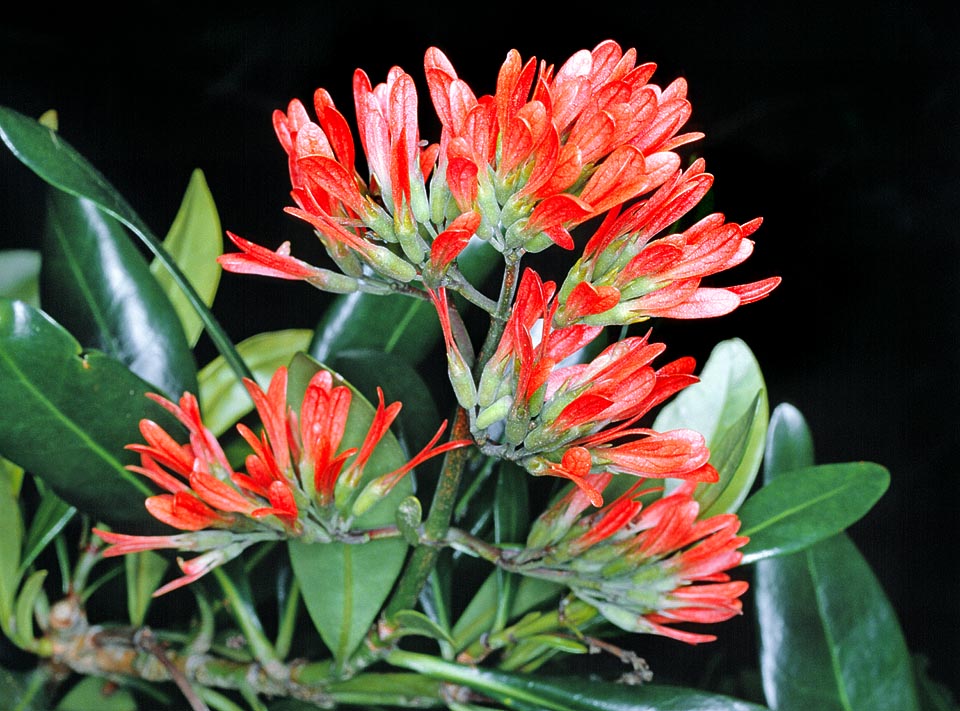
[151,168,223,347]
[755,404,918,711]
[41,188,197,399]
[738,462,889,563]
[14,569,47,649]
[0,104,250,386]
[125,550,169,626]
[286,353,411,664]
[653,338,768,516]
[389,651,772,710]
[0,299,179,529]
[309,238,500,365]
[19,481,75,578]
[493,461,528,631]
[198,329,313,436]
[0,250,41,307]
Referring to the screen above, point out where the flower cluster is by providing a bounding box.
[435,269,720,506]
[119,40,777,643]
[95,367,468,594]
[516,475,749,644]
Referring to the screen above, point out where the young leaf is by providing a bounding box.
[125,550,170,626]
[198,329,313,436]
[42,188,198,399]
[19,481,75,578]
[151,168,223,348]
[451,573,561,652]
[0,249,41,307]
[738,461,890,563]
[0,299,179,530]
[653,338,768,516]
[754,404,919,711]
[0,458,24,635]
[286,353,412,664]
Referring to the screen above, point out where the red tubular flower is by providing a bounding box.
[470,268,715,505]
[425,41,698,251]
[554,158,781,327]
[519,479,749,645]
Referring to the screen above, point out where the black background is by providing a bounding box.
[2,1,958,699]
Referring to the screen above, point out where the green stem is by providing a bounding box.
[383,407,473,621]
[474,256,521,374]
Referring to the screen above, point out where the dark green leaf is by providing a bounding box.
[913,655,960,711]
[0,250,41,307]
[150,168,223,348]
[739,462,889,563]
[755,405,919,711]
[0,299,179,529]
[41,188,197,399]
[0,104,250,387]
[653,338,768,515]
[389,651,772,710]
[309,238,500,365]
[493,461,528,631]
[286,353,412,664]
[764,402,816,478]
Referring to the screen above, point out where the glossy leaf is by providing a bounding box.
[755,404,918,711]
[0,299,179,529]
[0,104,251,386]
[762,402,815,476]
[41,188,198,399]
[389,650,772,710]
[197,329,313,436]
[286,353,411,664]
[653,337,768,516]
[309,238,500,365]
[738,461,890,564]
[0,249,41,307]
[151,168,223,347]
